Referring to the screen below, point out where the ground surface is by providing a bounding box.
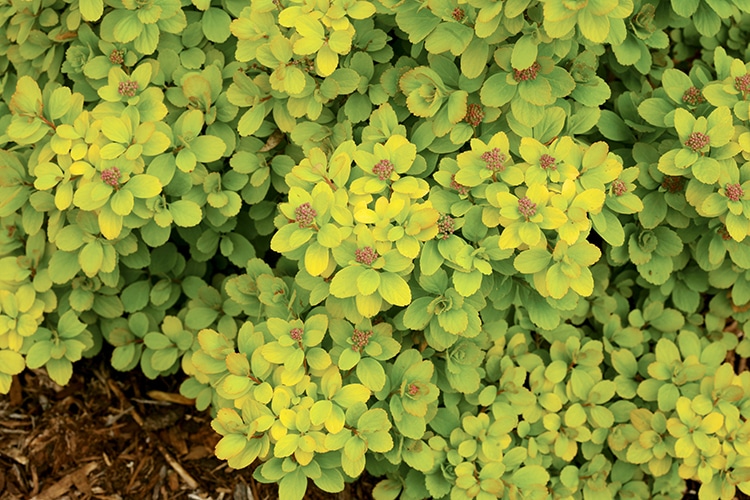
[0,358,377,500]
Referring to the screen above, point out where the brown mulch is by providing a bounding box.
[0,359,377,500]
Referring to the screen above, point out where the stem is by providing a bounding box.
[38,114,56,131]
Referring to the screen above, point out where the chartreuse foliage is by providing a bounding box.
[6,1,750,500]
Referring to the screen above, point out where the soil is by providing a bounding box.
[0,358,377,500]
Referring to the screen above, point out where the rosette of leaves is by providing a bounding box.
[167,65,237,129]
[180,327,236,411]
[657,106,735,186]
[609,222,683,286]
[606,1,669,75]
[694,363,746,417]
[697,162,750,241]
[224,71,277,138]
[514,238,602,300]
[489,183,568,250]
[327,318,400,393]
[480,46,576,128]
[638,68,713,129]
[353,194,439,259]
[574,141,633,246]
[137,315,194,379]
[518,136,581,187]
[230,138,294,207]
[328,239,413,319]
[536,408,593,462]
[388,1,496,81]
[635,143,695,231]
[100,311,154,373]
[278,0,375,77]
[224,258,276,319]
[350,134,423,196]
[238,365,374,500]
[453,131,524,188]
[286,141,353,195]
[399,63,471,140]
[49,212,122,281]
[71,159,163,240]
[24,309,96,385]
[402,268,482,351]
[666,396,727,482]
[99,0,188,55]
[61,24,133,97]
[386,350,440,441]
[540,0,633,44]
[324,404,394,480]
[261,315,331,386]
[7,77,85,147]
[702,47,750,118]
[270,182,352,277]
[566,50,612,110]
[610,408,673,477]
[0,284,46,351]
[190,165,244,227]
[180,279,236,333]
[549,179,606,245]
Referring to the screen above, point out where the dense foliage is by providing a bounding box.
[3,0,750,498]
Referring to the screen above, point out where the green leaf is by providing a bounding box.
[481,74,516,107]
[112,10,142,43]
[238,106,266,136]
[692,156,720,184]
[25,341,53,369]
[611,33,642,66]
[452,269,482,297]
[0,350,25,375]
[215,434,248,460]
[46,358,73,385]
[278,469,308,500]
[511,465,550,489]
[357,357,386,391]
[424,23,473,56]
[514,249,551,274]
[102,119,131,143]
[202,8,232,43]
[511,34,538,70]
[191,136,226,163]
[125,174,162,198]
[403,297,434,330]
[11,76,42,115]
[344,93,372,123]
[79,241,104,277]
[598,110,635,142]
[378,273,411,306]
[121,281,150,313]
[671,0,699,16]
[170,200,202,227]
[48,88,73,120]
[638,98,673,127]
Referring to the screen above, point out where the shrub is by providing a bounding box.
[3,0,750,499]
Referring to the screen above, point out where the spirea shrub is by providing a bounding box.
[4,0,750,498]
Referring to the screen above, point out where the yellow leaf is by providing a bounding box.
[293,36,323,56]
[98,204,123,240]
[316,45,338,77]
[304,242,329,277]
